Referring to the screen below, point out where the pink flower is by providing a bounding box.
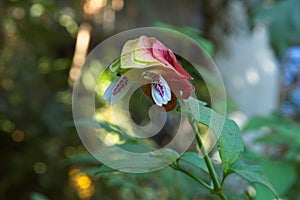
[104,36,195,111]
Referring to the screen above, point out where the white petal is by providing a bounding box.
[103,81,116,102]
[160,76,171,102]
[110,75,133,104]
[151,84,163,106]
[104,75,133,105]
[151,76,171,106]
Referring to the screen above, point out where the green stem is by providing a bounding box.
[188,115,228,200]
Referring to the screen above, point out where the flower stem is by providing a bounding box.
[188,115,228,200]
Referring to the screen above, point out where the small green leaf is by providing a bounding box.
[109,57,121,72]
[149,148,180,162]
[95,165,117,175]
[231,161,279,199]
[178,152,208,173]
[186,97,244,174]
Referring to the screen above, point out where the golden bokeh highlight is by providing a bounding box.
[69,0,125,86]
[69,23,92,85]
[11,129,24,142]
[69,168,95,200]
[84,0,107,15]
[112,0,124,11]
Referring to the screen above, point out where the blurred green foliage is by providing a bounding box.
[0,0,214,199]
[242,113,300,200]
[155,22,214,56]
[247,0,300,56]
[0,0,84,199]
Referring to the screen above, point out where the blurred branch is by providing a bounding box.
[69,22,92,85]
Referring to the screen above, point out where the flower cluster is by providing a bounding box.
[104,36,194,111]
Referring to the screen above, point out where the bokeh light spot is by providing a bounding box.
[11,130,24,142]
[112,0,124,11]
[59,14,72,26]
[30,3,45,18]
[84,0,107,15]
[103,133,121,146]
[103,7,115,23]
[245,68,260,85]
[34,162,47,174]
[0,119,15,133]
[70,169,95,200]
[65,146,76,158]
[76,145,86,154]
[3,18,17,34]
[77,175,91,189]
[102,7,115,32]
[11,7,25,19]
[58,14,78,36]
[262,60,276,74]
[1,79,14,90]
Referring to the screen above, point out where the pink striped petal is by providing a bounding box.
[104,75,133,104]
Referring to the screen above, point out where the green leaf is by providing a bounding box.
[68,153,99,164]
[95,165,117,174]
[109,57,121,72]
[149,148,180,162]
[217,119,244,174]
[178,152,208,173]
[231,161,279,199]
[249,158,297,200]
[186,97,244,174]
[93,149,180,174]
